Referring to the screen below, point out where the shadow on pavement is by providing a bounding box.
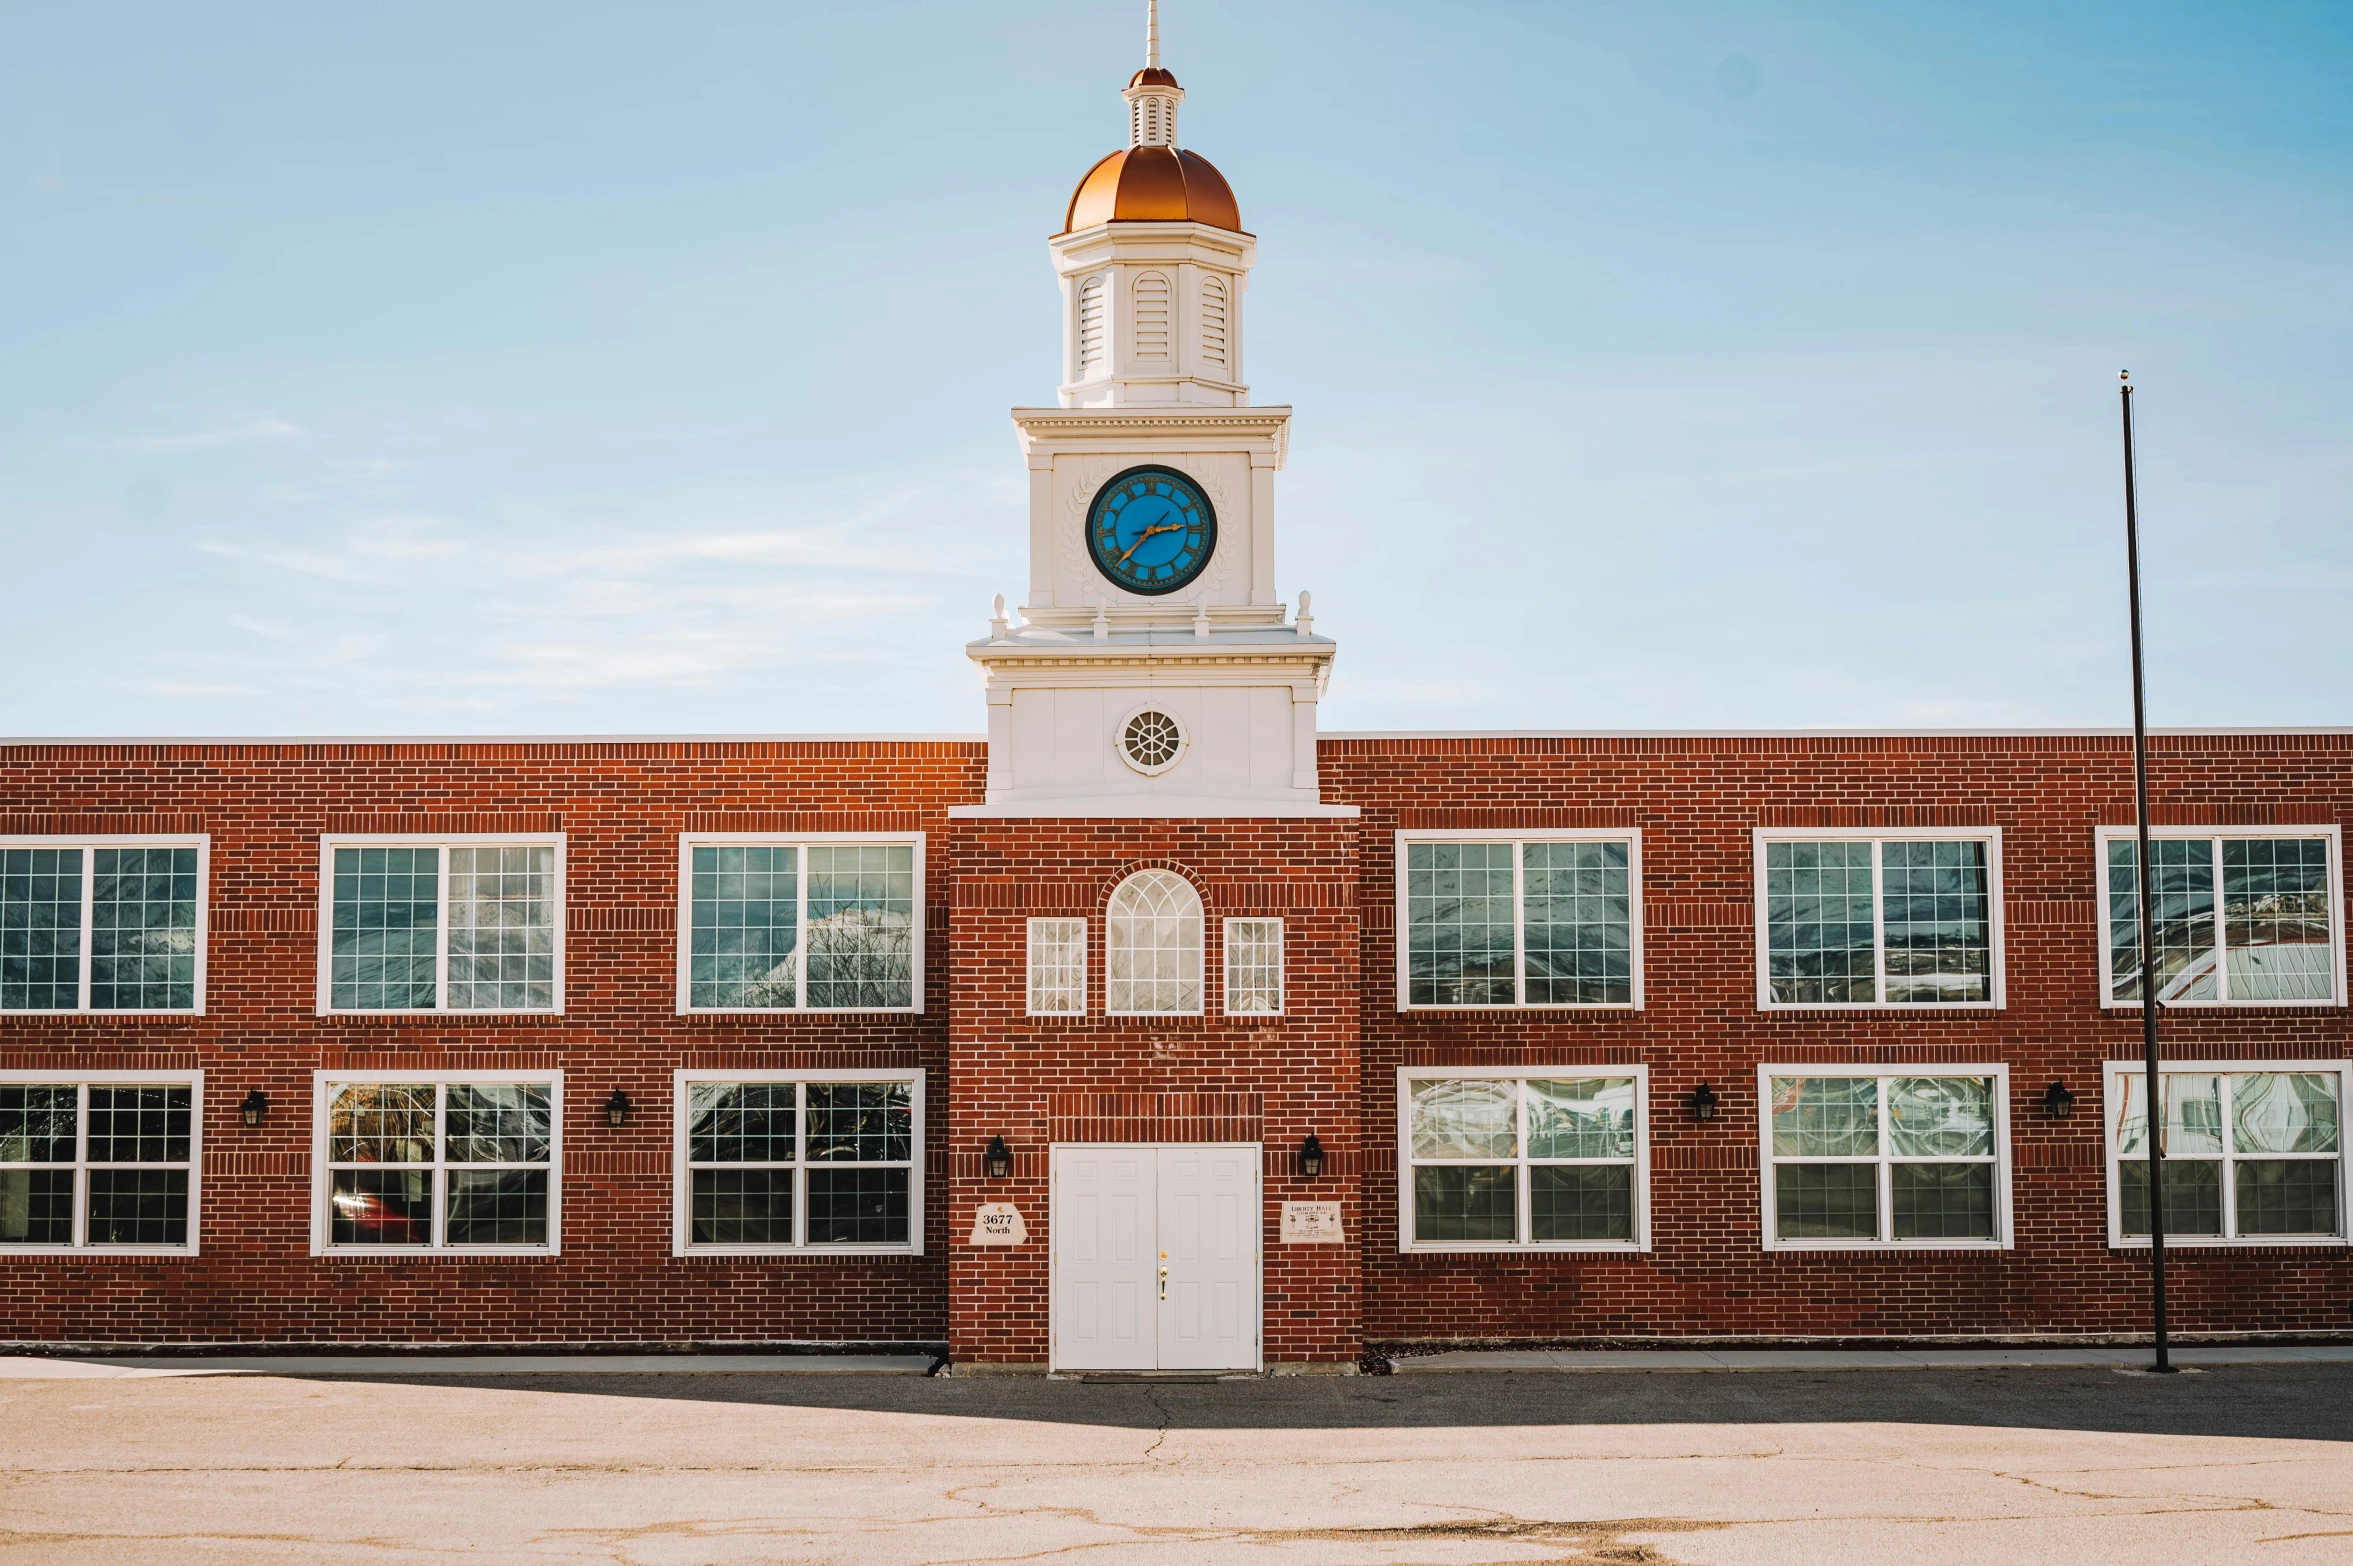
[264,1363,2353,1442]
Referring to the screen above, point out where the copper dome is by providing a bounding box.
[1060,145,1243,236]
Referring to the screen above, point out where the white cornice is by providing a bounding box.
[1011,405,1291,466]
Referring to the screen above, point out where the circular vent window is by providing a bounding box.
[1119,709,1186,775]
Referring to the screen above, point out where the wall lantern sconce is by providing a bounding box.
[604,1089,633,1128]
[1299,1132,1325,1179]
[2042,1081,2076,1120]
[239,1089,269,1129]
[1687,1083,1720,1123]
[985,1136,1013,1180]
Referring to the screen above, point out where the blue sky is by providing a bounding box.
[4,1,2347,736]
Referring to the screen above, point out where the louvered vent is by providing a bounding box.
[1200,275,1229,370]
[1077,274,1106,373]
[1134,272,1170,361]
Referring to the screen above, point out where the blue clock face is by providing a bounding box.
[1087,466,1217,596]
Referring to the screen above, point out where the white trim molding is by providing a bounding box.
[2094,825,2345,1009]
[314,834,566,1016]
[0,1069,204,1256]
[1395,1065,1652,1255]
[309,1070,564,1258]
[673,832,927,1016]
[1757,1063,2014,1252]
[1394,828,1644,1012]
[2100,1059,2349,1250]
[670,1068,926,1258]
[1751,826,2006,1012]
[0,835,210,1016]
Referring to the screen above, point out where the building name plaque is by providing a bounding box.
[1279,1201,1345,1244]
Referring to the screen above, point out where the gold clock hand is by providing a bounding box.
[1115,521,1185,567]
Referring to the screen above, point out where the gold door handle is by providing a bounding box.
[1158,1265,1169,1302]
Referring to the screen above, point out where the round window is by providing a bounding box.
[1119,709,1185,775]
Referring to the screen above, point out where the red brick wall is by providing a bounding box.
[2,730,2347,1351]
[1321,732,2353,1343]
[944,818,1363,1365]
[0,740,981,1346]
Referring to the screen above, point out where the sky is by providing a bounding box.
[4,1,2348,737]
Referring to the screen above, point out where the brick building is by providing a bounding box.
[3,26,2348,1368]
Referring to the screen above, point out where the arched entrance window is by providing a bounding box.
[1105,869,1203,1015]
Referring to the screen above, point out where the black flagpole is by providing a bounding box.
[2121,370,2175,1373]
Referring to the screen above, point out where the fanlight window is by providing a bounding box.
[1105,870,1203,1015]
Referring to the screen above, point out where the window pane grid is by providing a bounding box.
[1027,918,1086,1015]
[2111,1069,2343,1241]
[330,843,560,1013]
[1768,1074,2000,1244]
[1766,838,1995,1007]
[683,1079,915,1250]
[1105,869,1202,1015]
[2106,835,2338,1005]
[1405,1076,1640,1247]
[1223,918,1282,1015]
[1,1081,195,1249]
[1405,839,1636,1009]
[89,848,200,1011]
[686,842,919,1011]
[322,1080,555,1249]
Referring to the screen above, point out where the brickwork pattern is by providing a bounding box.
[1322,732,2353,1343]
[0,742,979,1346]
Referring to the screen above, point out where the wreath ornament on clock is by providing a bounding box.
[1086,465,1217,596]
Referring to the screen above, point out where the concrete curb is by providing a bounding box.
[0,1353,936,1379]
[1392,1345,2353,1374]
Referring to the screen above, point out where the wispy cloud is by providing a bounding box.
[115,417,303,456]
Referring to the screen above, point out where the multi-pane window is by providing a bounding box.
[321,839,562,1013]
[1027,918,1087,1016]
[1398,1071,1646,1250]
[0,1075,200,1252]
[315,1076,559,1252]
[1756,832,2000,1008]
[1223,918,1283,1015]
[673,1073,922,1254]
[1399,834,1639,1009]
[1760,1069,2009,1248]
[680,838,921,1012]
[2104,1063,2345,1246]
[1105,870,1203,1015]
[2101,831,2342,1006]
[0,839,206,1013]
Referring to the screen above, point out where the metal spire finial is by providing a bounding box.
[1147,0,1160,69]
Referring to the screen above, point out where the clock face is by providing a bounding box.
[1087,466,1217,596]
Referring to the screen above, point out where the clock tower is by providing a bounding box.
[956,6,1346,820]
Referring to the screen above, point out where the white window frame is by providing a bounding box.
[1757,1063,2013,1252]
[1752,827,2006,1012]
[1026,916,1087,1017]
[1103,868,1205,1018]
[0,836,210,1015]
[1222,916,1283,1016]
[2095,826,2345,1009]
[670,1068,926,1258]
[1395,1065,1652,1254]
[2100,1059,2349,1250]
[674,833,926,1015]
[309,1070,564,1258]
[0,1069,204,1256]
[315,835,566,1016]
[1394,829,1645,1012]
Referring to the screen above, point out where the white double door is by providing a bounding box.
[1051,1143,1260,1372]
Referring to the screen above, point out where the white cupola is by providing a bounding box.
[1050,0,1252,409]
